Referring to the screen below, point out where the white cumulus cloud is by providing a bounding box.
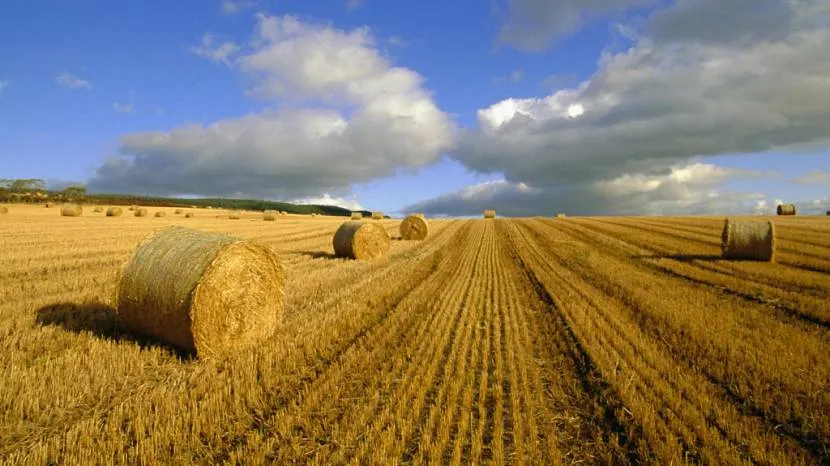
[56,72,92,90]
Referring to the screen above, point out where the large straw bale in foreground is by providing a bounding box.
[721,219,776,262]
[135,208,148,217]
[777,204,797,216]
[117,227,284,358]
[400,214,429,240]
[61,204,83,217]
[106,207,123,217]
[483,210,496,219]
[333,221,390,260]
[263,210,277,221]
[351,212,363,220]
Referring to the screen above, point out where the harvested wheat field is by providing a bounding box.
[1,204,829,464]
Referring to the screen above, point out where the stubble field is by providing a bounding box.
[0,204,828,465]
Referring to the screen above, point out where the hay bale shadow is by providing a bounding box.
[297,251,337,260]
[632,253,722,262]
[35,302,193,359]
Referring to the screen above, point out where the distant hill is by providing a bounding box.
[87,193,370,217]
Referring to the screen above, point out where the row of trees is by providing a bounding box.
[0,178,87,203]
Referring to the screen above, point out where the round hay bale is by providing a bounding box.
[129,205,136,211]
[483,210,496,219]
[400,214,429,241]
[228,211,241,220]
[333,221,391,260]
[826,210,830,216]
[721,218,776,262]
[174,209,184,214]
[776,204,797,216]
[116,227,284,358]
[154,211,167,218]
[135,208,149,217]
[106,207,123,217]
[263,210,277,221]
[93,206,104,213]
[555,213,567,218]
[185,212,195,218]
[351,212,363,220]
[61,204,83,217]
[0,206,8,214]
[44,203,52,208]
[371,211,384,220]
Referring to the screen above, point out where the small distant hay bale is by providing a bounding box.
[228,211,241,220]
[483,210,496,219]
[44,203,52,208]
[0,206,8,214]
[311,213,319,217]
[721,218,776,262]
[400,214,429,241]
[128,205,136,211]
[135,208,149,217]
[61,204,83,217]
[351,212,363,220]
[93,206,104,213]
[116,226,284,358]
[185,212,194,218]
[556,213,567,218]
[776,204,797,216]
[106,207,123,217]
[826,210,830,216]
[333,221,391,260]
[371,211,384,220]
[175,209,184,214]
[154,211,167,218]
[263,210,277,221]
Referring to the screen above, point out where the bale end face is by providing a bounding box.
[333,221,391,260]
[60,204,83,217]
[721,219,776,262]
[135,208,149,217]
[400,215,429,241]
[776,204,797,216]
[117,227,285,359]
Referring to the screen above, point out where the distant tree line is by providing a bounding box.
[0,178,87,203]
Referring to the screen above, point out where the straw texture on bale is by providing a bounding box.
[154,211,167,218]
[483,210,496,219]
[117,227,285,358]
[777,204,797,216]
[351,212,363,220]
[721,219,776,262]
[263,210,277,221]
[106,207,123,217]
[0,206,8,214]
[371,211,384,220]
[135,208,148,217]
[333,221,391,260]
[185,212,194,218]
[400,214,429,241]
[228,211,241,220]
[174,209,183,214]
[61,204,83,217]
[93,207,104,213]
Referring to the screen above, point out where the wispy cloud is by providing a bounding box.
[494,69,524,84]
[190,34,239,66]
[792,170,830,185]
[221,0,255,15]
[112,102,134,114]
[56,72,92,90]
[346,0,364,9]
[388,36,408,47]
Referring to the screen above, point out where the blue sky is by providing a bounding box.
[1,0,828,215]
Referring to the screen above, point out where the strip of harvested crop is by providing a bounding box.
[560,218,830,327]
[0,221,467,463]
[521,219,828,463]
